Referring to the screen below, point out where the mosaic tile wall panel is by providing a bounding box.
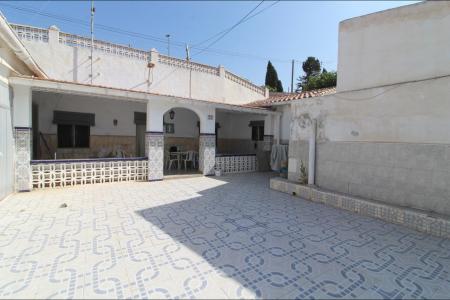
[31,159,148,188]
[0,173,449,299]
[215,155,257,173]
[199,134,216,175]
[14,127,32,192]
[144,132,149,157]
[270,177,450,239]
[147,132,164,181]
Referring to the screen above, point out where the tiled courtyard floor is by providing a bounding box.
[0,173,449,299]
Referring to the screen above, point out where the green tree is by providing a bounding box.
[296,57,322,92]
[265,61,282,92]
[301,71,337,91]
[276,80,284,92]
[296,56,336,91]
[266,85,277,92]
[302,57,321,79]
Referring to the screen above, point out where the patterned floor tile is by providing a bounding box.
[1,173,450,299]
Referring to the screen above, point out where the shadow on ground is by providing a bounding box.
[136,173,450,299]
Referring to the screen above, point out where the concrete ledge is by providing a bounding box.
[270,177,450,239]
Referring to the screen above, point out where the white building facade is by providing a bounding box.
[275,1,450,218]
[1,16,285,197]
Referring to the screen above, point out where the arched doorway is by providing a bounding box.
[162,107,200,175]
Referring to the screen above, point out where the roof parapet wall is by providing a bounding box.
[10,23,266,97]
[0,16,47,78]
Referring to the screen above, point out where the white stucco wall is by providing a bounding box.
[291,76,450,144]
[0,38,35,199]
[337,1,450,92]
[33,91,146,136]
[0,44,35,77]
[289,75,450,215]
[32,88,279,144]
[162,107,199,138]
[15,27,266,105]
[33,92,203,141]
[0,74,14,199]
[216,110,265,140]
[276,104,291,143]
[146,97,216,134]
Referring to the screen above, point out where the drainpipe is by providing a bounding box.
[308,119,316,185]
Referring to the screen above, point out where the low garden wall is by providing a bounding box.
[31,157,148,188]
[215,154,257,174]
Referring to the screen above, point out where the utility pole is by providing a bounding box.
[90,0,95,84]
[291,59,294,93]
[165,34,171,56]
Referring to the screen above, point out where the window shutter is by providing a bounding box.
[53,110,95,126]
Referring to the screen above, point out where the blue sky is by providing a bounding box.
[0,1,417,91]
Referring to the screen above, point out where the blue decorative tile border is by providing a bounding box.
[200,132,216,136]
[14,126,32,131]
[215,153,256,157]
[270,177,450,239]
[31,156,148,165]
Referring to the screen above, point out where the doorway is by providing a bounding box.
[163,107,200,176]
[135,124,145,157]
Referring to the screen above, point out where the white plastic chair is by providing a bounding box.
[167,152,179,170]
[183,151,196,171]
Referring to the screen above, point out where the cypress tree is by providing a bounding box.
[265,61,280,91]
[276,80,284,92]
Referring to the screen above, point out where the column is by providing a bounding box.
[199,134,216,175]
[146,101,164,181]
[12,85,32,192]
[198,108,216,176]
[146,131,164,181]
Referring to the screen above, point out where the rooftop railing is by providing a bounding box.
[10,24,266,96]
[10,24,49,43]
[225,70,266,95]
[58,32,149,60]
[158,54,219,76]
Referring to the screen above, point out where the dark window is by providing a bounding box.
[251,125,264,141]
[74,125,90,147]
[215,122,220,145]
[57,124,90,148]
[57,124,73,148]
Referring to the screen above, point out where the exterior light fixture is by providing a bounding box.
[169,110,175,120]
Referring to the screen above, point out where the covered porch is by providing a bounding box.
[10,77,281,191]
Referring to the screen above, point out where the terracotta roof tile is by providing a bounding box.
[245,86,336,107]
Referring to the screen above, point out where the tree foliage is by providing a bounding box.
[266,85,277,92]
[276,80,283,93]
[296,56,336,92]
[302,71,337,91]
[302,57,321,79]
[265,61,283,92]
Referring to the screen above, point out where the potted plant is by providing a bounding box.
[299,160,308,184]
[214,166,222,176]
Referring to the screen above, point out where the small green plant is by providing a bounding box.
[299,160,308,184]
